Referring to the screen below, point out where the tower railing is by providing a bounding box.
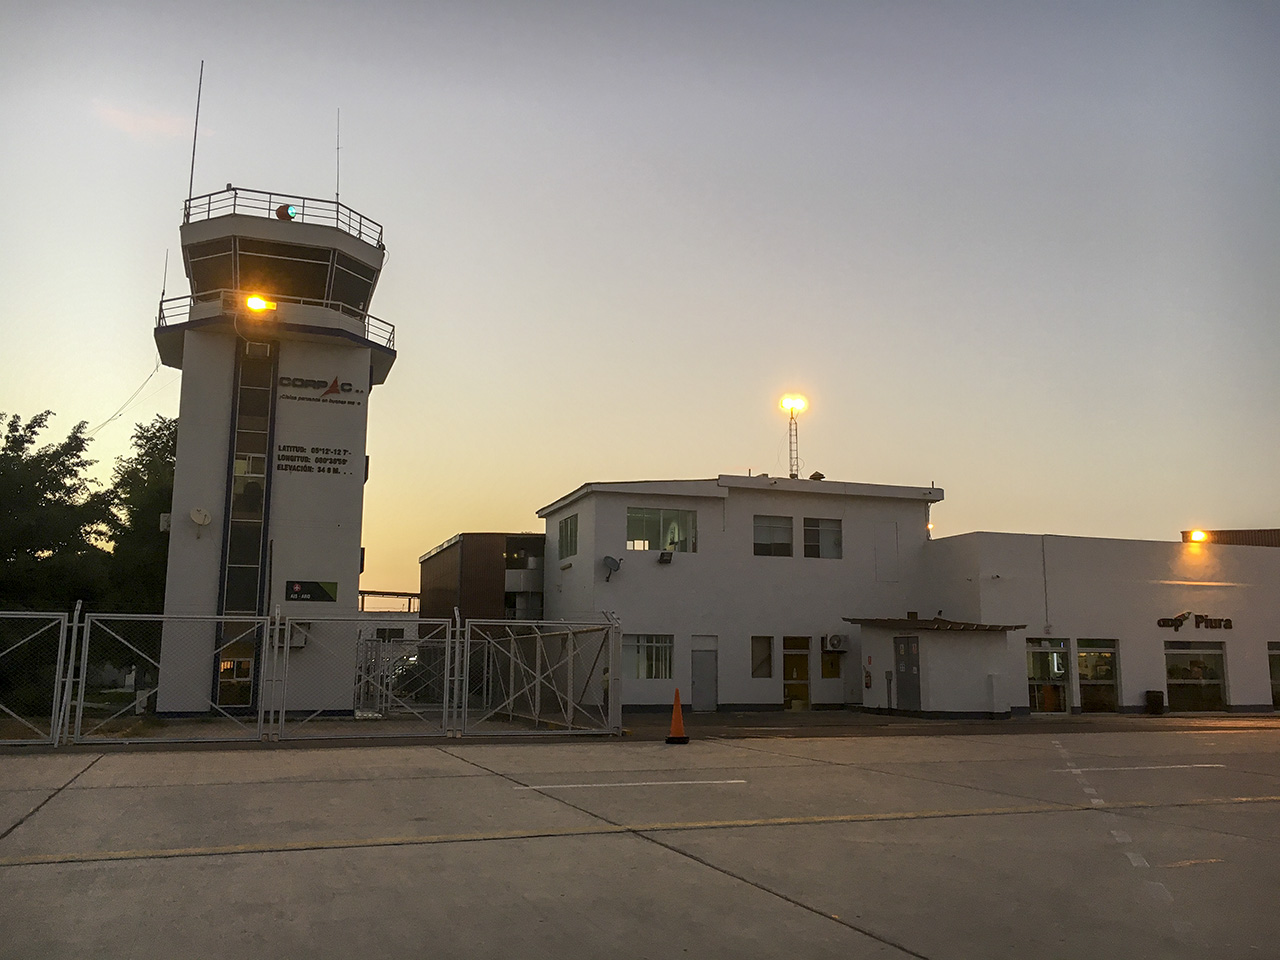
[184,186,384,247]
[157,289,395,350]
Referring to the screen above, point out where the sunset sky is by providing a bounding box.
[2,2,1277,591]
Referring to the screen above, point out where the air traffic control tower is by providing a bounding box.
[154,186,395,713]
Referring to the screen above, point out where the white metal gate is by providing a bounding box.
[0,612,69,745]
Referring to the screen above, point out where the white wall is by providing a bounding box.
[268,338,371,618]
[541,476,936,708]
[162,328,236,617]
[926,533,1280,712]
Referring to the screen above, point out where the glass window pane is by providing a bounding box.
[754,516,793,557]
[237,386,271,419]
[232,477,266,520]
[239,358,275,388]
[751,636,773,678]
[236,430,269,454]
[224,566,260,612]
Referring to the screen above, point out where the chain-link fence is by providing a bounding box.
[1,610,621,745]
[0,613,69,745]
[72,615,272,743]
[278,617,453,740]
[460,620,620,735]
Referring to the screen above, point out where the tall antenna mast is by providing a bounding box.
[779,395,808,479]
[335,107,341,204]
[187,60,204,201]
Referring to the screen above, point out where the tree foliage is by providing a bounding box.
[104,415,177,612]
[0,411,114,610]
[0,411,178,612]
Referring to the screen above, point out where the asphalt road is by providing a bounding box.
[3,726,1278,959]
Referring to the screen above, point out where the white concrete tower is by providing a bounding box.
[154,187,395,712]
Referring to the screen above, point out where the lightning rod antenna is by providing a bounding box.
[187,60,204,202]
[335,107,341,204]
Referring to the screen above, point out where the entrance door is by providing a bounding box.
[782,637,810,710]
[691,650,718,712]
[1027,639,1069,713]
[894,636,921,711]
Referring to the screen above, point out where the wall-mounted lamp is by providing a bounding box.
[657,551,673,565]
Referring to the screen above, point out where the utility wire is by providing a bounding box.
[86,357,162,437]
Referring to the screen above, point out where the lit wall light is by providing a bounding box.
[245,295,277,313]
[1189,530,1208,542]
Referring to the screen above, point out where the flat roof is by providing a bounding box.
[418,531,542,564]
[537,474,943,517]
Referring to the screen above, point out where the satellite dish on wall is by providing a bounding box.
[603,556,622,582]
[190,507,212,538]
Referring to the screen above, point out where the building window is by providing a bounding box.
[751,636,773,678]
[753,515,793,556]
[1270,642,1280,709]
[1164,641,1226,711]
[558,514,578,559]
[803,518,842,559]
[1026,638,1068,713]
[622,634,673,679]
[626,508,696,552]
[1078,639,1118,712]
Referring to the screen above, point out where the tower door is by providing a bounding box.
[894,636,921,711]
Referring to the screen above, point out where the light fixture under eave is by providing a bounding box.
[245,295,277,313]
[1189,530,1208,542]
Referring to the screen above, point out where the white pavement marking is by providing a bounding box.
[1125,852,1150,868]
[1145,881,1175,903]
[1111,830,1132,844]
[514,779,748,790]
[1051,764,1225,772]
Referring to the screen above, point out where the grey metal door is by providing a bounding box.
[691,650,718,712]
[894,636,921,711]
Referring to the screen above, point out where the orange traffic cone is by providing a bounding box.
[665,688,689,744]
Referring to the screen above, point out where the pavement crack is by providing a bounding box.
[637,832,932,959]
[0,755,103,844]
[442,745,931,957]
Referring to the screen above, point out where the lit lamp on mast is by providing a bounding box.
[779,395,807,479]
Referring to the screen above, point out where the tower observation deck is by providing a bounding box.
[156,185,397,714]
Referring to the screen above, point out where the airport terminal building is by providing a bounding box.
[482,473,1280,718]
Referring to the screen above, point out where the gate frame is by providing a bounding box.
[72,613,273,744]
[276,616,455,741]
[0,611,70,746]
[459,617,622,736]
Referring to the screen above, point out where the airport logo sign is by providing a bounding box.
[279,376,354,395]
[1157,611,1232,631]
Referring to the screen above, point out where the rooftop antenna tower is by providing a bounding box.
[779,395,807,479]
[187,60,204,200]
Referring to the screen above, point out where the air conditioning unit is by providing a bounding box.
[822,634,848,653]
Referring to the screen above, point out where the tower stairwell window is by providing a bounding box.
[627,508,696,552]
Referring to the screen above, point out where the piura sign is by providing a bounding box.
[1157,612,1232,631]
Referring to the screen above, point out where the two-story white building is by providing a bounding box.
[534,474,1280,718]
[537,474,943,711]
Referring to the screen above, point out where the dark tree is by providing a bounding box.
[0,411,114,611]
[103,415,177,612]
